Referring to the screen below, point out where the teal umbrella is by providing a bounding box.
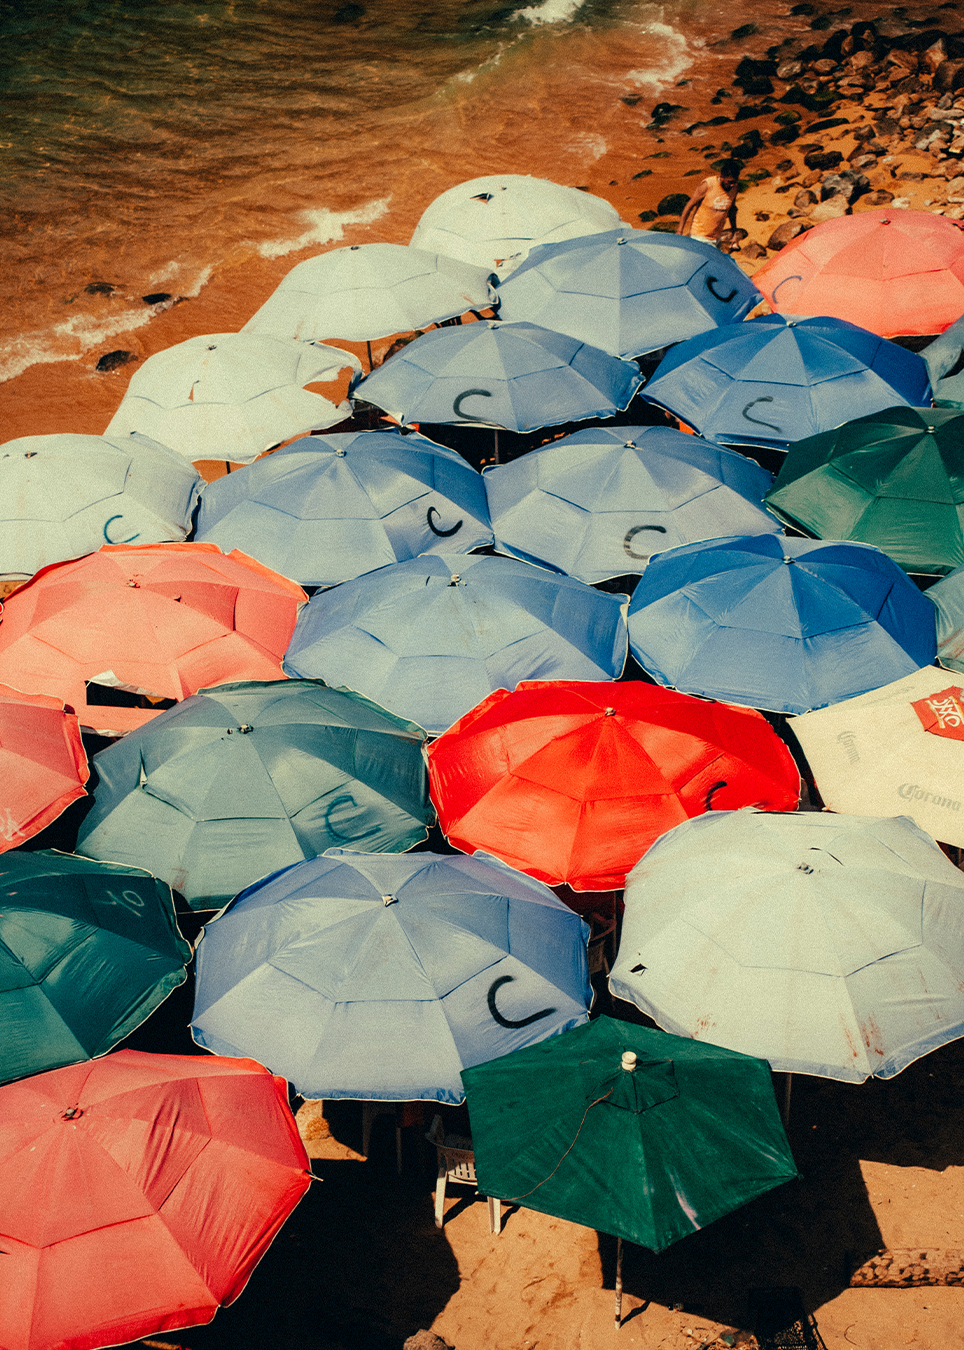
[0,850,190,1085]
[77,680,433,909]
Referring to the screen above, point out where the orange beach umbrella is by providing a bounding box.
[0,683,88,850]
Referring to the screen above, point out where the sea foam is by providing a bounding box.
[254,198,393,260]
[512,0,588,26]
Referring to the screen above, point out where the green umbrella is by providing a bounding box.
[462,1017,796,1301]
[0,849,190,1085]
[765,405,964,575]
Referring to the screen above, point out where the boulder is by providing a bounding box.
[860,189,895,205]
[657,193,690,216]
[794,188,819,208]
[810,193,851,221]
[934,60,964,93]
[925,38,950,75]
[804,149,844,170]
[95,350,139,373]
[741,240,769,259]
[777,61,803,79]
[766,220,813,249]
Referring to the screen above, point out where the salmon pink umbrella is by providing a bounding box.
[0,543,306,735]
[0,1049,311,1350]
[426,680,800,892]
[0,684,88,850]
[753,209,964,339]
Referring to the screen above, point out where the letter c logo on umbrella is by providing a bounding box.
[426,506,463,537]
[705,275,737,304]
[102,515,141,544]
[487,974,556,1028]
[741,397,781,433]
[453,388,493,422]
[623,524,668,560]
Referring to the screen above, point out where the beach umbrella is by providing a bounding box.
[0,431,202,581]
[426,679,800,892]
[77,680,433,909]
[352,319,643,435]
[242,242,496,343]
[790,665,964,849]
[753,209,964,338]
[495,229,760,358]
[765,405,964,575]
[193,429,492,588]
[462,1015,796,1254]
[411,174,626,277]
[642,314,932,450]
[191,849,592,1103]
[282,552,628,735]
[609,810,964,1083]
[105,333,361,464]
[484,424,781,584]
[626,534,937,715]
[929,560,964,671]
[0,1049,310,1350]
[0,684,88,851]
[0,849,190,1086]
[0,542,306,736]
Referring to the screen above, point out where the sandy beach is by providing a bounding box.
[6,3,964,1347]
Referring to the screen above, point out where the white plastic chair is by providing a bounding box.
[426,1115,502,1234]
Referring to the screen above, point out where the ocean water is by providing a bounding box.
[0,0,707,382]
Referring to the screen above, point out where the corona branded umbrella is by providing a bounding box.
[105,332,361,464]
[610,810,964,1082]
[411,174,625,277]
[0,1049,311,1350]
[243,242,496,342]
[0,431,202,581]
[191,849,591,1103]
[753,209,964,338]
[352,320,643,434]
[77,680,433,908]
[626,534,937,715]
[194,429,492,587]
[484,424,780,584]
[495,229,760,358]
[462,1015,796,1253]
[642,314,932,450]
[427,680,800,891]
[765,406,964,575]
[0,850,190,1085]
[0,684,88,852]
[790,665,964,849]
[282,552,628,735]
[0,542,306,735]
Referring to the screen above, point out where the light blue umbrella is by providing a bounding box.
[190,848,592,1103]
[76,680,433,909]
[925,562,964,672]
[626,534,937,715]
[484,424,781,584]
[610,809,964,1082]
[642,314,932,450]
[495,229,760,358]
[0,431,202,580]
[351,320,643,434]
[282,552,628,735]
[193,429,492,587]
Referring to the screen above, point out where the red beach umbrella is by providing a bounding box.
[0,683,88,850]
[0,1049,311,1350]
[754,209,964,338]
[426,680,800,892]
[0,542,306,735]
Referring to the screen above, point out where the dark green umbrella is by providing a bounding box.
[462,1016,796,1305]
[0,849,190,1085]
[765,405,964,575]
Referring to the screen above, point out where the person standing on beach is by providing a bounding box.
[677,159,741,246]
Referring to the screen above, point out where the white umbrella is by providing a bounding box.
[105,333,361,464]
[790,664,964,848]
[411,174,626,278]
[0,431,202,580]
[609,809,964,1083]
[242,243,496,343]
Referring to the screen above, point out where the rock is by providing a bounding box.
[851,124,877,143]
[934,60,964,93]
[741,240,769,259]
[657,193,690,216]
[794,188,819,208]
[810,193,851,220]
[777,61,803,79]
[774,158,795,172]
[770,124,800,145]
[887,50,920,74]
[814,58,839,74]
[95,350,139,373]
[142,291,173,305]
[946,175,964,196]
[804,149,844,170]
[403,1334,454,1350]
[821,170,868,200]
[925,39,950,76]
[767,220,813,249]
[850,154,879,171]
[84,281,120,296]
[861,189,895,204]
[850,49,876,69]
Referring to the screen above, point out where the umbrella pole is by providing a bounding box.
[782,1072,792,1127]
[224,461,232,473]
[366,340,373,371]
[615,1236,624,1329]
[493,427,500,465]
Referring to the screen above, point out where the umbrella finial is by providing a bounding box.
[61,1106,83,1120]
[449,573,462,586]
[621,1051,637,1072]
[605,707,616,716]
[335,447,347,457]
[382,894,398,906]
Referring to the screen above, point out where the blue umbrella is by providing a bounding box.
[190,848,592,1103]
[642,314,932,450]
[76,679,433,909]
[495,229,760,358]
[282,552,628,735]
[484,424,781,584]
[351,320,643,434]
[626,534,937,715]
[193,429,492,587]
